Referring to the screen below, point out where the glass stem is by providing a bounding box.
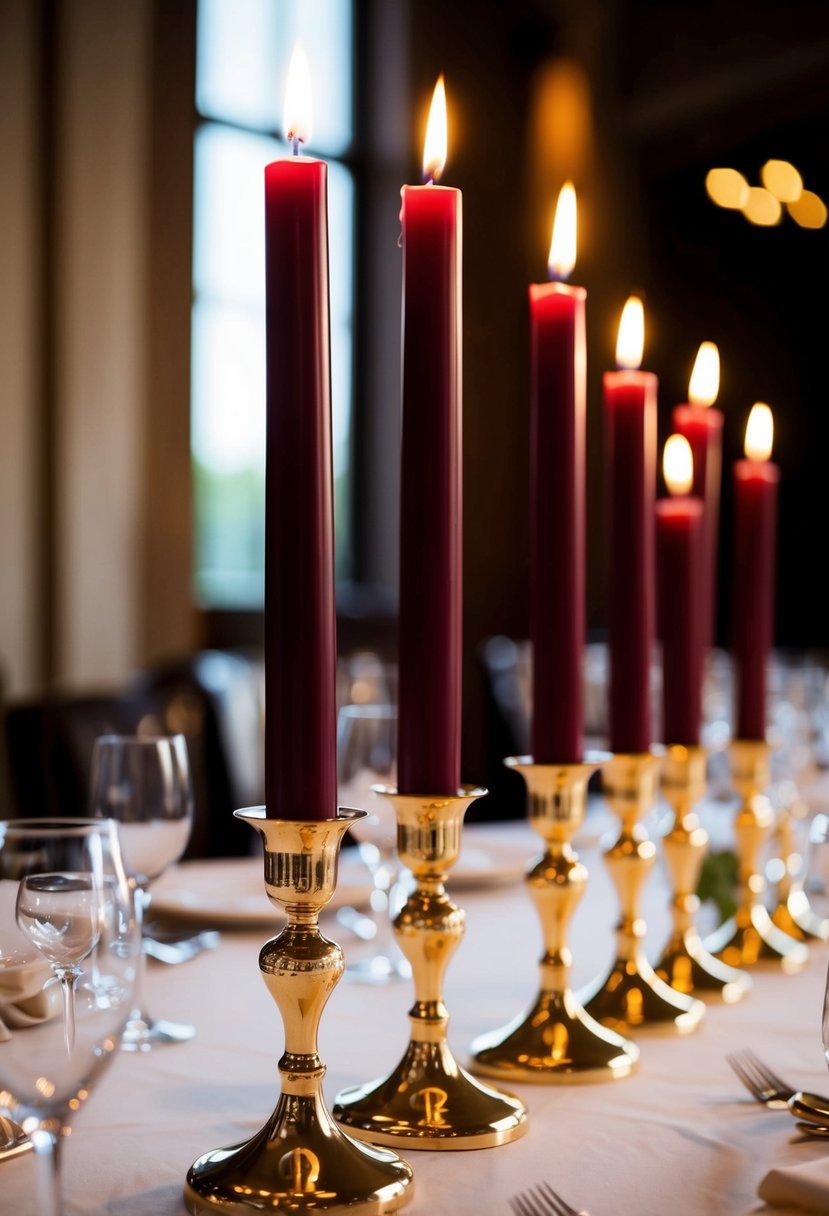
[129,883,150,1023]
[30,1128,62,1216]
[54,966,81,1054]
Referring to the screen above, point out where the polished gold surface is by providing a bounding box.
[185,808,414,1214]
[704,742,809,972]
[769,796,829,942]
[469,755,639,1083]
[654,745,751,1003]
[333,788,528,1149]
[580,751,706,1035]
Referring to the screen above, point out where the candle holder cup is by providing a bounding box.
[333,787,528,1150]
[184,808,413,1215]
[579,750,706,1036]
[469,755,639,1083]
[703,741,809,972]
[653,745,751,1003]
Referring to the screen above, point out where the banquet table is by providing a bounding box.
[3,796,829,1216]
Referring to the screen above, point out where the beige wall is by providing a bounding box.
[55,0,152,690]
[0,0,196,702]
[0,0,40,698]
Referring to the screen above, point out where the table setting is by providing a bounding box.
[5,43,829,1216]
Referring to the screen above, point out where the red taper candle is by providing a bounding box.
[604,296,658,754]
[397,76,462,795]
[656,435,705,745]
[732,403,779,741]
[529,182,585,763]
[264,45,337,819]
[672,341,723,655]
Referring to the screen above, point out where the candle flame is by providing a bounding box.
[615,296,645,370]
[547,181,577,280]
[688,341,720,406]
[284,42,312,150]
[745,402,774,462]
[423,75,448,183]
[663,434,694,496]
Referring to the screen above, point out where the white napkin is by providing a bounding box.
[0,958,59,1041]
[758,1156,829,1212]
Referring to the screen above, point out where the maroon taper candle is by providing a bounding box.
[263,56,337,820]
[672,342,723,655]
[604,297,658,755]
[656,436,705,746]
[529,183,585,763]
[397,77,462,795]
[732,404,779,742]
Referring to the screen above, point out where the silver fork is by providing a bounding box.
[726,1050,796,1109]
[509,1181,589,1216]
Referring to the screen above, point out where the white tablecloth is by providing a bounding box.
[3,803,829,1216]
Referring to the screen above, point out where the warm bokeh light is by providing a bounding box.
[745,403,774,462]
[547,181,577,280]
[742,187,782,226]
[761,159,803,203]
[283,42,312,149]
[788,189,828,229]
[615,296,644,370]
[688,341,720,407]
[423,75,448,183]
[706,168,750,210]
[663,434,694,497]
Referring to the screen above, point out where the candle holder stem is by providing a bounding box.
[769,797,829,942]
[333,788,528,1150]
[653,746,751,1003]
[469,755,639,1083]
[704,742,809,972]
[185,809,413,1214]
[579,751,706,1035]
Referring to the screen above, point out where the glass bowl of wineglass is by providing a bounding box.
[336,703,409,983]
[89,733,194,1050]
[0,817,140,1216]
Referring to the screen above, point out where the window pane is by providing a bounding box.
[193,0,355,609]
[192,300,265,608]
[197,0,353,155]
[193,124,276,307]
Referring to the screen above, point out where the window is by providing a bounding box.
[192,0,355,608]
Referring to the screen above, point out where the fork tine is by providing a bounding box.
[510,1195,536,1216]
[743,1049,791,1093]
[736,1049,787,1099]
[539,1182,577,1215]
[727,1052,762,1101]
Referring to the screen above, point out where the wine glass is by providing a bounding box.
[336,703,409,983]
[89,733,194,1050]
[0,818,139,1216]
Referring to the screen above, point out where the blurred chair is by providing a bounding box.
[1,652,261,859]
[130,648,264,832]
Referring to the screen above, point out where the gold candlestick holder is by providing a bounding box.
[703,741,809,972]
[333,787,528,1150]
[769,794,829,943]
[184,808,414,1215]
[469,754,639,1083]
[653,745,751,1003]
[579,750,706,1036]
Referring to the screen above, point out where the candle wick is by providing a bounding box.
[290,133,301,156]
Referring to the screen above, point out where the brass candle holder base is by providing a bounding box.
[769,798,829,943]
[469,755,639,1084]
[579,751,706,1036]
[184,809,413,1215]
[653,746,751,1004]
[333,787,528,1150]
[703,742,809,973]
